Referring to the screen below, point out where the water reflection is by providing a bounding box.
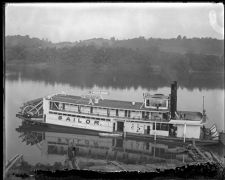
[6,66,224,90]
[5,72,224,173]
[15,120,194,171]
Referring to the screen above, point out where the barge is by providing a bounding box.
[16,81,218,143]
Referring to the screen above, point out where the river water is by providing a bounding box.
[5,76,225,171]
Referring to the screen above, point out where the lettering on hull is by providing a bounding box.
[56,115,101,126]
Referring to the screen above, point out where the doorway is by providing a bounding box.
[117,121,124,132]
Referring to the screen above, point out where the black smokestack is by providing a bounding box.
[170,81,177,119]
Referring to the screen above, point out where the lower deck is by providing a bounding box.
[42,110,203,139]
[15,115,218,146]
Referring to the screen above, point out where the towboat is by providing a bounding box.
[16,81,218,143]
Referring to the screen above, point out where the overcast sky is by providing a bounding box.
[5,3,224,42]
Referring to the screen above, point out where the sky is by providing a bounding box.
[5,3,224,42]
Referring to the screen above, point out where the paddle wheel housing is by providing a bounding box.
[20,98,43,118]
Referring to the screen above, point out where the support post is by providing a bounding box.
[154,121,157,141]
[124,119,126,138]
[184,121,186,143]
[153,142,156,157]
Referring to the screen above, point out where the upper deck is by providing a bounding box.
[49,94,169,112]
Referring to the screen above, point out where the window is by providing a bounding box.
[156,123,161,130]
[163,113,168,120]
[146,99,150,106]
[142,111,145,119]
[125,110,128,117]
[145,112,150,119]
[78,106,81,113]
[149,98,167,108]
[116,109,119,116]
[153,123,169,131]
[161,123,169,131]
[50,102,60,111]
[128,110,130,118]
[58,103,64,110]
[107,109,110,116]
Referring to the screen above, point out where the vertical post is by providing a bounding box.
[124,119,126,138]
[153,143,156,157]
[170,81,177,119]
[203,96,204,111]
[154,121,157,141]
[183,121,186,143]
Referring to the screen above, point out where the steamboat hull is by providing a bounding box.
[16,113,108,136]
[16,114,218,146]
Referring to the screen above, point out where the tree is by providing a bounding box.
[177,35,182,40]
[110,37,115,41]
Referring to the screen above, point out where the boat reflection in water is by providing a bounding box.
[16,120,195,172]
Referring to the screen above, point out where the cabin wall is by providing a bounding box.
[177,125,184,138]
[176,125,201,139]
[124,122,145,134]
[124,121,169,136]
[46,113,113,132]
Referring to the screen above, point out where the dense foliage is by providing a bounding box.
[5,35,224,88]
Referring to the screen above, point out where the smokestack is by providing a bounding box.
[170,81,177,119]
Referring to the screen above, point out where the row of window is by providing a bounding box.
[49,111,111,121]
[49,101,169,120]
[152,123,169,131]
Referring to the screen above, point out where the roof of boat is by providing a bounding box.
[50,94,169,112]
[144,93,169,99]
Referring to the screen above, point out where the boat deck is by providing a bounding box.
[50,94,203,121]
[51,94,169,112]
